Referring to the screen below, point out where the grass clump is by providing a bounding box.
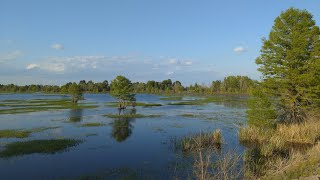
[0,126,60,138]
[160,96,183,101]
[179,129,223,152]
[80,122,105,127]
[104,113,161,119]
[0,139,82,158]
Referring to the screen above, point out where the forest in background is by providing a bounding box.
[0,75,256,95]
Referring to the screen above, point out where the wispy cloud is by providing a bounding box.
[51,43,64,50]
[233,46,247,54]
[168,58,193,66]
[26,64,40,70]
[166,71,174,75]
[0,50,23,63]
[5,54,234,85]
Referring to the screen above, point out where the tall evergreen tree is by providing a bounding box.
[256,8,320,123]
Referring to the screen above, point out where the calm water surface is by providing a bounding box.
[0,94,247,179]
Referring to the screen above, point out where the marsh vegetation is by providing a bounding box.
[0,7,319,180]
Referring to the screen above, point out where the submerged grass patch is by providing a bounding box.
[103,113,162,119]
[0,126,60,138]
[80,122,105,127]
[106,102,162,107]
[160,96,183,101]
[0,139,82,158]
[168,101,203,106]
[178,129,223,152]
[180,113,195,117]
[0,99,98,114]
[167,96,246,106]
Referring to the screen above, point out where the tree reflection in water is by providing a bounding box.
[111,108,136,142]
[68,108,83,122]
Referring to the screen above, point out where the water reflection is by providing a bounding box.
[111,108,136,142]
[68,108,83,122]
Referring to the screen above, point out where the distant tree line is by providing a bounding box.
[0,75,256,95]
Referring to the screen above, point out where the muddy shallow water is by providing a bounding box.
[0,93,247,179]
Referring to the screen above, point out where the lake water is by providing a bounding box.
[0,94,247,179]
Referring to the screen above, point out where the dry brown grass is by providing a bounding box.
[240,112,320,178]
[262,143,320,179]
[239,113,320,156]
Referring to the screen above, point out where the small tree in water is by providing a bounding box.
[110,75,136,114]
[68,83,83,103]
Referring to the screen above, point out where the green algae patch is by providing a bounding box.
[0,139,82,158]
[0,126,60,138]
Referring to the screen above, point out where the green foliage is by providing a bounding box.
[247,87,277,128]
[110,75,135,108]
[256,8,320,123]
[68,83,83,103]
[0,76,255,95]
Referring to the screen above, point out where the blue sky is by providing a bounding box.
[0,0,319,85]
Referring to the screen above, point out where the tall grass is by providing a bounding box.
[239,114,320,156]
[180,129,222,152]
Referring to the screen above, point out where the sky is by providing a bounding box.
[0,0,319,86]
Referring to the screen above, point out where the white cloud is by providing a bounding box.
[233,46,247,53]
[26,64,40,70]
[0,50,23,63]
[51,43,64,50]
